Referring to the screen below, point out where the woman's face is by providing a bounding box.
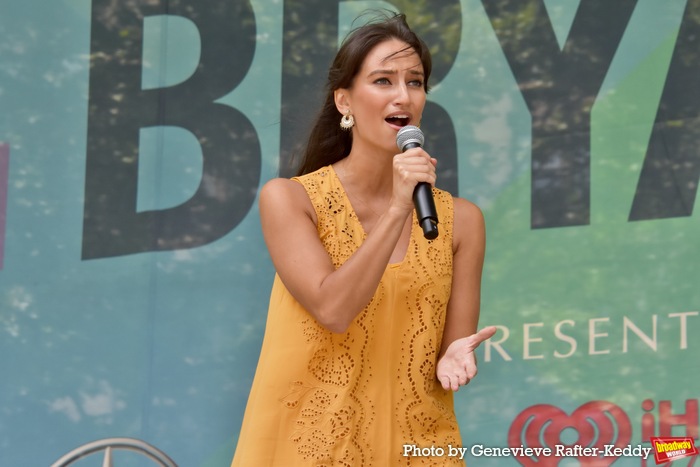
[336,38,426,156]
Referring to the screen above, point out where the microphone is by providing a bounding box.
[396,125,439,240]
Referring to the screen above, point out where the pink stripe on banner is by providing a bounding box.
[0,143,8,270]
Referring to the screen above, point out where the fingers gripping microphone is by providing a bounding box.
[396,125,439,240]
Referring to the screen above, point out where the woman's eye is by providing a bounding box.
[409,80,423,87]
[374,77,391,85]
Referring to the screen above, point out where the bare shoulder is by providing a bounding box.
[260,177,310,208]
[452,196,484,228]
[451,196,485,252]
[260,177,305,198]
[259,177,316,223]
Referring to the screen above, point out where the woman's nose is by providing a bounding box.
[393,83,410,105]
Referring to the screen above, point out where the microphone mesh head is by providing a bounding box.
[396,125,424,151]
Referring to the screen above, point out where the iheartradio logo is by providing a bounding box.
[508,401,632,466]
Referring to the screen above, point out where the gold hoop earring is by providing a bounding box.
[340,112,354,130]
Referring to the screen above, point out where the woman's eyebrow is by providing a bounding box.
[367,68,424,77]
[368,68,397,77]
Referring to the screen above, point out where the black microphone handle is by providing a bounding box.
[413,182,439,240]
[403,141,439,240]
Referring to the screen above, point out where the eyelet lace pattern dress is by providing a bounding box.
[231,165,464,466]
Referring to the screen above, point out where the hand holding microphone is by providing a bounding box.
[396,125,439,240]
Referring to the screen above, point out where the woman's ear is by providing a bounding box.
[334,89,350,115]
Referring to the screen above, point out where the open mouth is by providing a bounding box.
[385,116,410,127]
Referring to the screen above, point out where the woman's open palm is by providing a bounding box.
[436,326,497,391]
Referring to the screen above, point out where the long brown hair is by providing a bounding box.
[295,12,432,176]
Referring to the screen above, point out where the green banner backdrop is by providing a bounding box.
[0,0,697,465]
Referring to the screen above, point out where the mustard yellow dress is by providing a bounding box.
[231,165,464,466]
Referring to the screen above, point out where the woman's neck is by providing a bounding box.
[336,153,392,197]
[342,133,397,185]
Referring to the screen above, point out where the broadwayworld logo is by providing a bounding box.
[650,437,698,465]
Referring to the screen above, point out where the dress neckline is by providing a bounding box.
[329,164,413,269]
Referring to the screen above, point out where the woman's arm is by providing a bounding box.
[436,197,496,391]
[259,150,435,333]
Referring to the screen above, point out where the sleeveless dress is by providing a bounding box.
[231,165,464,466]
